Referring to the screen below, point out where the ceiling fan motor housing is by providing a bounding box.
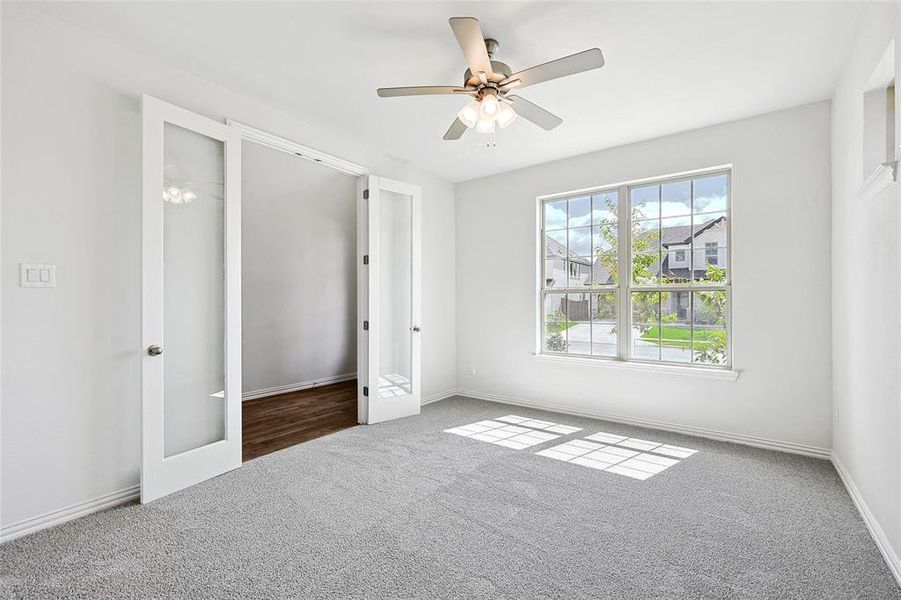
[464,60,512,87]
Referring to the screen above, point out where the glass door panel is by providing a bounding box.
[377,189,413,399]
[162,122,227,457]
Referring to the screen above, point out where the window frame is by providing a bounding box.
[537,166,733,371]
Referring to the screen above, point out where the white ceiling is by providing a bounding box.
[35,1,865,182]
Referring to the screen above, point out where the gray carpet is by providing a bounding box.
[1,396,898,599]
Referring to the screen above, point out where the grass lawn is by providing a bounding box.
[547,321,579,334]
[641,326,723,348]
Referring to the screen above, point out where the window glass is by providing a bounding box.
[541,171,730,368]
[661,180,692,217]
[568,196,591,227]
[541,190,619,357]
[591,291,617,357]
[545,199,567,230]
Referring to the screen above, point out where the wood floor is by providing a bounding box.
[242,379,358,461]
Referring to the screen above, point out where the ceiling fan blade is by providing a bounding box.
[449,17,493,78]
[501,48,604,89]
[507,96,563,130]
[498,79,522,93]
[377,86,468,98]
[443,118,468,140]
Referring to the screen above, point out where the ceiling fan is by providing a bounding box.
[376,17,605,140]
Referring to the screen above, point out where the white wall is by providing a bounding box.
[830,2,901,578]
[456,101,833,450]
[0,4,456,530]
[242,141,357,395]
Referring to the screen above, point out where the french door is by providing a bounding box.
[359,176,422,424]
[141,97,422,502]
[141,95,242,503]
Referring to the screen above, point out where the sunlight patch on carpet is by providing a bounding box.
[444,415,582,449]
[537,434,697,480]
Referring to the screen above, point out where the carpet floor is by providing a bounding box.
[1,396,898,599]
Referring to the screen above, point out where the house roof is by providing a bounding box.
[545,236,593,266]
[660,216,726,247]
[661,225,692,246]
[591,257,614,285]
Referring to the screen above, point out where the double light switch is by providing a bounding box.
[19,264,56,288]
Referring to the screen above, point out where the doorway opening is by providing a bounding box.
[240,137,359,461]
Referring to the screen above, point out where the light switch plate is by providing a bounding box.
[20,264,56,288]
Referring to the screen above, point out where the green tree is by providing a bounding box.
[595,198,666,331]
[595,198,727,363]
[693,263,727,364]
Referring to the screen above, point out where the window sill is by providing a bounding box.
[532,353,740,381]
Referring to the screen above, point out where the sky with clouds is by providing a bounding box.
[545,174,728,257]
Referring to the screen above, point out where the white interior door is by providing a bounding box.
[141,95,242,503]
[359,175,422,424]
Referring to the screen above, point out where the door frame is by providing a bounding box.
[225,121,372,422]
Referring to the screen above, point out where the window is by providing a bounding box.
[863,40,895,179]
[542,191,619,358]
[705,242,718,265]
[863,81,894,178]
[540,169,730,368]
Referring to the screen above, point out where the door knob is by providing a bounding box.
[412,326,421,332]
[147,345,163,356]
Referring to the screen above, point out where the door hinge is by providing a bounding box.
[363,189,369,200]
[363,320,369,330]
[363,386,369,397]
[363,254,369,265]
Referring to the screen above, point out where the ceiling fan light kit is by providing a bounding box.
[496,102,518,129]
[457,99,481,127]
[376,17,605,142]
[475,119,496,135]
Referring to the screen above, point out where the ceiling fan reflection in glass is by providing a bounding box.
[162,185,198,205]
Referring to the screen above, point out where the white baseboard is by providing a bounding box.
[243,372,356,401]
[421,389,457,406]
[454,388,832,459]
[1,485,139,544]
[831,453,901,588]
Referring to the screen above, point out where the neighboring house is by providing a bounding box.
[658,216,727,284]
[545,236,592,288]
[656,216,727,321]
[546,217,727,322]
[544,236,592,319]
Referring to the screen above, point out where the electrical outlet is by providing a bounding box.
[467,364,476,376]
